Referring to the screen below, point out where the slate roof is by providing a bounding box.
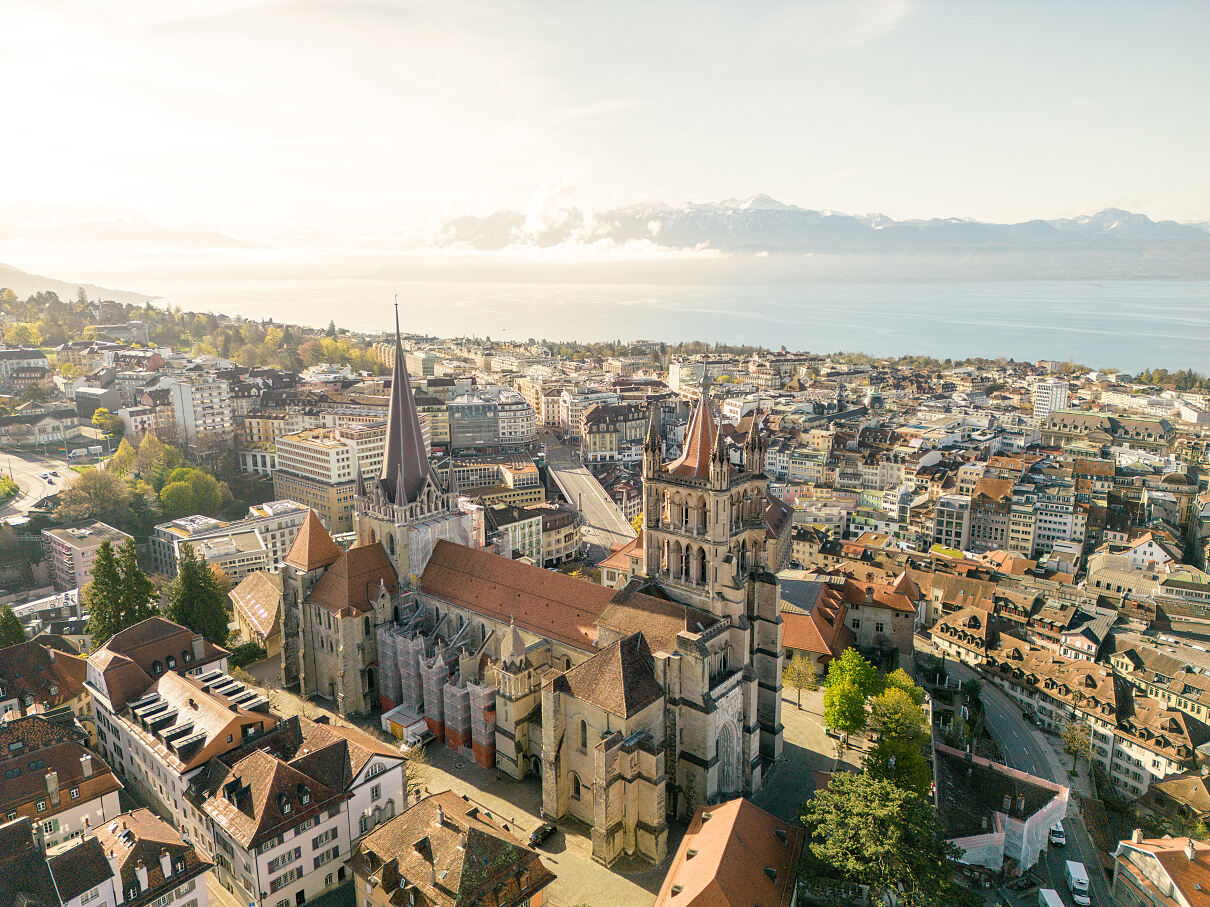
[0,640,87,710]
[283,510,343,572]
[553,633,662,719]
[0,819,59,907]
[0,716,122,818]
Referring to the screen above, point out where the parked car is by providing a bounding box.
[1048,822,1066,846]
[528,822,556,848]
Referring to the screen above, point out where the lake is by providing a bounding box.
[148,278,1210,374]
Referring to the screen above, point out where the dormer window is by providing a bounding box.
[152,661,163,675]
[298,784,311,805]
[167,656,176,669]
[183,650,192,664]
[279,793,292,814]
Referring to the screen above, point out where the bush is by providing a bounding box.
[229,642,267,667]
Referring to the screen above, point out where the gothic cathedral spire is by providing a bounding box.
[378,302,430,506]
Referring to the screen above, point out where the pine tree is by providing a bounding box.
[165,543,229,645]
[116,539,156,628]
[0,605,26,646]
[85,541,124,649]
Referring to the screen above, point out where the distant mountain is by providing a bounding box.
[0,263,154,306]
[432,196,1210,278]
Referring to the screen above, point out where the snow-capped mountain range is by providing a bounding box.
[436,194,1210,254]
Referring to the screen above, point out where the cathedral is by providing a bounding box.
[372,372,791,866]
[279,307,791,865]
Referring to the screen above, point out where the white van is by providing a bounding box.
[1065,859,1091,906]
[1038,890,1065,907]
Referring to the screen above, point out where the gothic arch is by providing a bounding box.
[718,720,741,794]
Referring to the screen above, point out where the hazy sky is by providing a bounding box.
[4,0,1209,243]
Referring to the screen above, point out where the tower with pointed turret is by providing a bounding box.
[639,392,785,768]
[354,305,471,583]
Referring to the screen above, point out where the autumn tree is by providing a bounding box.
[869,687,926,744]
[1062,721,1092,771]
[883,667,926,705]
[783,654,818,710]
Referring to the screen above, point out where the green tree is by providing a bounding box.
[866,737,932,798]
[159,480,197,517]
[164,543,229,645]
[91,407,122,436]
[56,468,136,528]
[823,680,867,737]
[783,654,818,710]
[116,539,156,628]
[869,687,926,744]
[825,647,879,700]
[0,606,26,646]
[109,437,136,476]
[800,772,963,907]
[883,667,926,705]
[85,541,124,647]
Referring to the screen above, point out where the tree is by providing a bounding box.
[865,736,931,798]
[1062,721,1092,771]
[116,539,155,628]
[159,480,197,517]
[825,647,879,700]
[800,772,964,907]
[823,681,867,737]
[630,512,644,535]
[164,543,229,645]
[85,541,125,647]
[91,407,122,436]
[869,687,926,744]
[4,322,42,347]
[783,654,817,710]
[404,742,428,801]
[0,606,26,646]
[883,667,926,705]
[56,468,135,528]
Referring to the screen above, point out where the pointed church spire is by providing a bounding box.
[378,302,431,506]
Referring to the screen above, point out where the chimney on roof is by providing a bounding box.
[47,648,54,662]
[192,636,204,662]
[135,861,149,892]
[1017,795,1026,813]
[1002,795,1011,812]
[1132,828,1144,844]
[80,754,93,778]
[436,804,445,826]
[1187,838,1198,861]
[160,848,173,879]
[46,770,59,807]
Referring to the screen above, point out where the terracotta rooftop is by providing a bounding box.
[352,790,554,907]
[420,541,613,651]
[93,808,212,905]
[307,540,398,616]
[667,394,720,479]
[284,510,343,572]
[553,632,663,719]
[655,796,803,907]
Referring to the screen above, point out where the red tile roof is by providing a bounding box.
[284,510,343,572]
[667,395,718,479]
[308,540,398,615]
[656,796,803,907]
[420,541,613,651]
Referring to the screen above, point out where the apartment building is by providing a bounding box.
[932,494,972,551]
[150,501,309,577]
[0,716,123,850]
[194,716,406,907]
[558,388,619,438]
[486,504,544,562]
[581,402,647,466]
[169,375,234,445]
[536,502,582,565]
[274,424,386,531]
[42,523,134,592]
[1031,378,1069,420]
[1112,833,1210,907]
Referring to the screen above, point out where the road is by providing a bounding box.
[540,428,636,562]
[950,663,1113,907]
[0,451,78,521]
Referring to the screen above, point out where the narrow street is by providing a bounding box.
[950,663,1114,907]
[539,428,635,560]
